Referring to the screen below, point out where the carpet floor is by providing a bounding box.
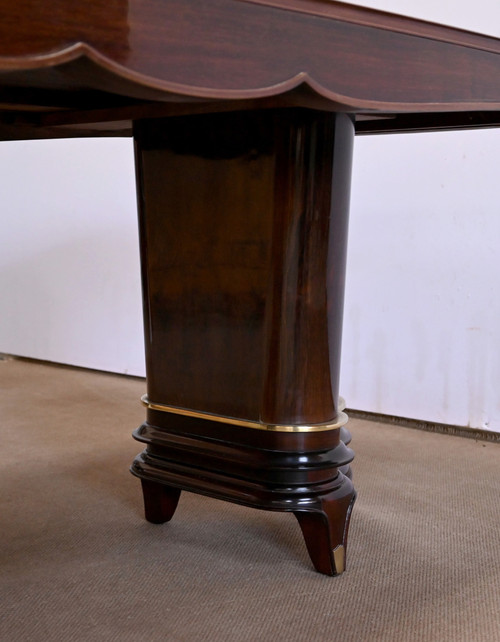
[1,359,499,641]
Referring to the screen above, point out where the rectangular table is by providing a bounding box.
[2,0,500,575]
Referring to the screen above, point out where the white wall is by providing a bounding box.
[340,1,500,433]
[1,1,499,432]
[343,129,500,431]
[347,0,500,38]
[0,138,145,376]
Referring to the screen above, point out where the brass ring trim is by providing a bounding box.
[141,395,348,433]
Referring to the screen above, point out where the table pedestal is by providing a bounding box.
[131,108,356,575]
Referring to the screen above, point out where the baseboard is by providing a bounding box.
[3,353,498,442]
[0,353,146,382]
[347,408,500,443]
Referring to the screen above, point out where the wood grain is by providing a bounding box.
[2,0,500,136]
[134,108,353,424]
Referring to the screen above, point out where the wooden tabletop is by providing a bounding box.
[1,0,500,139]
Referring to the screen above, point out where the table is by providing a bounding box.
[2,0,500,575]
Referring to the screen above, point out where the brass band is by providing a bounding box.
[141,395,348,433]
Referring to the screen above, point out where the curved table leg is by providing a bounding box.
[133,108,356,575]
[294,477,356,575]
[141,479,181,524]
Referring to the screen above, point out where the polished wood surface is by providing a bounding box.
[135,108,352,424]
[2,0,500,138]
[4,1,500,574]
[132,108,356,574]
[140,479,181,524]
[135,111,274,421]
[132,412,356,576]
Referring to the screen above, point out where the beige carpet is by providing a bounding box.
[1,358,499,642]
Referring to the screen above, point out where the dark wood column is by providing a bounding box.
[131,108,356,575]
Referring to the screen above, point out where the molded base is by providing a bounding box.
[131,422,355,575]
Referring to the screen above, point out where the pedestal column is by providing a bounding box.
[131,108,355,575]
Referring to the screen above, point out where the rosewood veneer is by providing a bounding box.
[2,0,500,574]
